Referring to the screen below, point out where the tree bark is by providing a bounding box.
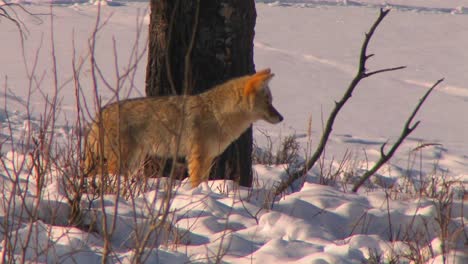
[145,0,256,187]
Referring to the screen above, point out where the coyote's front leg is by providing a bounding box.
[188,144,213,188]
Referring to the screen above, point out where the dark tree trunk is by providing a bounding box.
[145,0,256,187]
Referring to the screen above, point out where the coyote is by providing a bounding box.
[85,68,283,187]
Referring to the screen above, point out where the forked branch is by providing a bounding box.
[351,78,444,192]
[274,8,406,196]
[0,1,44,40]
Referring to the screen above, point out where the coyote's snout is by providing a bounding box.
[85,68,283,187]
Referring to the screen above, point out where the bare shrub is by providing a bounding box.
[253,129,301,167]
[0,3,186,263]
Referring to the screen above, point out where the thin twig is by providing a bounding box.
[0,1,45,40]
[164,0,179,95]
[183,0,200,95]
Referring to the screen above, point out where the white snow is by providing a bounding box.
[0,1,466,263]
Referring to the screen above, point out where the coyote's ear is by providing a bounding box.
[244,69,274,97]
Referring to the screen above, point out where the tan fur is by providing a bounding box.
[85,68,283,188]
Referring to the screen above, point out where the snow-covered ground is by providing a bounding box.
[260,0,468,10]
[0,1,466,263]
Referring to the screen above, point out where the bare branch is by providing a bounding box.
[358,8,389,72]
[351,78,444,192]
[364,65,406,78]
[274,8,400,196]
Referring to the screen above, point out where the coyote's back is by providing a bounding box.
[85,68,283,187]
